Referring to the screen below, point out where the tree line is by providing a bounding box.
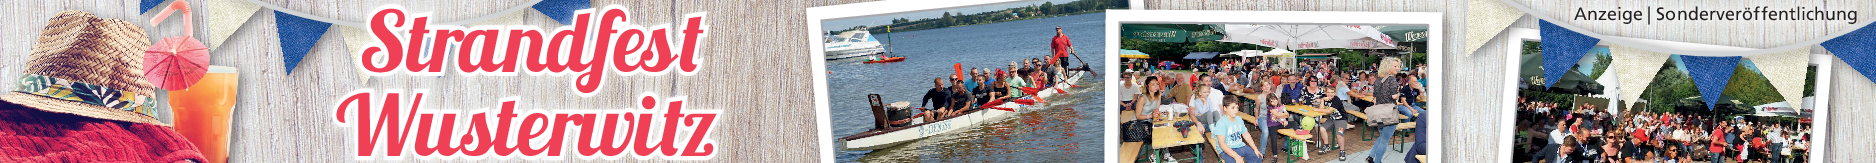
[827,0,1128,35]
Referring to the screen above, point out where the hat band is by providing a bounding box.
[14,74,160,118]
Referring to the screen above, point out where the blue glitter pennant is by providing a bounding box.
[1539,20,1600,88]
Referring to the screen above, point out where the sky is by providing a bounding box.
[818,0,1086,32]
[1576,46,1611,75]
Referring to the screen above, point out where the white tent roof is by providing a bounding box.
[1593,70,1620,113]
[1753,102,1798,117]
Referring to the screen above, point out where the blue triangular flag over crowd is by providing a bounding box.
[532,0,590,25]
[1680,55,1740,110]
[274,11,332,75]
[1821,23,1876,84]
[1538,20,1599,88]
[141,0,167,14]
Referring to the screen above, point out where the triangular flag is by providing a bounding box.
[340,27,375,85]
[1744,48,1811,110]
[1539,20,1599,88]
[1610,45,1670,106]
[1680,55,1740,110]
[201,0,262,50]
[1820,22,1876,84]
[1463,0,1523,56]
[141,0,169,14]
[532,0,590,25]
[275,10,332,75]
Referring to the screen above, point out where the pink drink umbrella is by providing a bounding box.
[143,0,210,90]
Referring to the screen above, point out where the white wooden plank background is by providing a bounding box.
[1,0,1871,162]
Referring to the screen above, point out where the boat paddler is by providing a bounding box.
[921,78,951,120]
[1006,62,1030,98]
[1052,26,1075,71]
[948,75,974,118]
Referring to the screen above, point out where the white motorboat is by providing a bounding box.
[839,69,1088,151]
[825,30,887,60]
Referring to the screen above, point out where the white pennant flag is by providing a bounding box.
[339,27,375,85]
[1464,0,1523,56]
[1610,45,1670,106]
[200,0,261,50]
[1744,47,1811,109]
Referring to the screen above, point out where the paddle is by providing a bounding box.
[979,99,1005,108]
[980,100,1013,111]
[1012,99,1035,105]
[1019,86,1044,96]
[1055,86,1067,94]
[953,63,964,79]
[1067,52,1096,76]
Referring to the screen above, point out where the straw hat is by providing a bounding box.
[1,10,166,125]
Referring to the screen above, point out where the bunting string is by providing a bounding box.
[149,0,582,75]
[240,0,547,28]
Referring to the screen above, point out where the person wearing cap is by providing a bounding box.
[1051,26,1076,71]
[0,11,206,162]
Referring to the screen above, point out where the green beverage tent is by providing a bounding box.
[1122,24,1224,43]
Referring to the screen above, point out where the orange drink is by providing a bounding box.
[168,66,237,163]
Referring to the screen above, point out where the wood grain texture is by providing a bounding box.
[1,0,1871,162]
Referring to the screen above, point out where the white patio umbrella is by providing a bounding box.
[1222,49,1262,58]
[1261,48,1295,56]
[1220,24,1398,50]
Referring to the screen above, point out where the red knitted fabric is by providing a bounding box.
[0,102,205,162]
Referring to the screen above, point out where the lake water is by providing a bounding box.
[827,13,1107,162]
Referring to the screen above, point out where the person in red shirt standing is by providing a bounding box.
[1051,26,1076,71]
[1711,121,1728,163]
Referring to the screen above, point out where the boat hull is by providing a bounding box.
[839,71,1086,151]
[825,44,884,60]
[862,57,906,64]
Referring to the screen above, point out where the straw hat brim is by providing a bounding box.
[2,92,166,126]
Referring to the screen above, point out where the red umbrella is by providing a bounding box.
[143,0,210,90]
